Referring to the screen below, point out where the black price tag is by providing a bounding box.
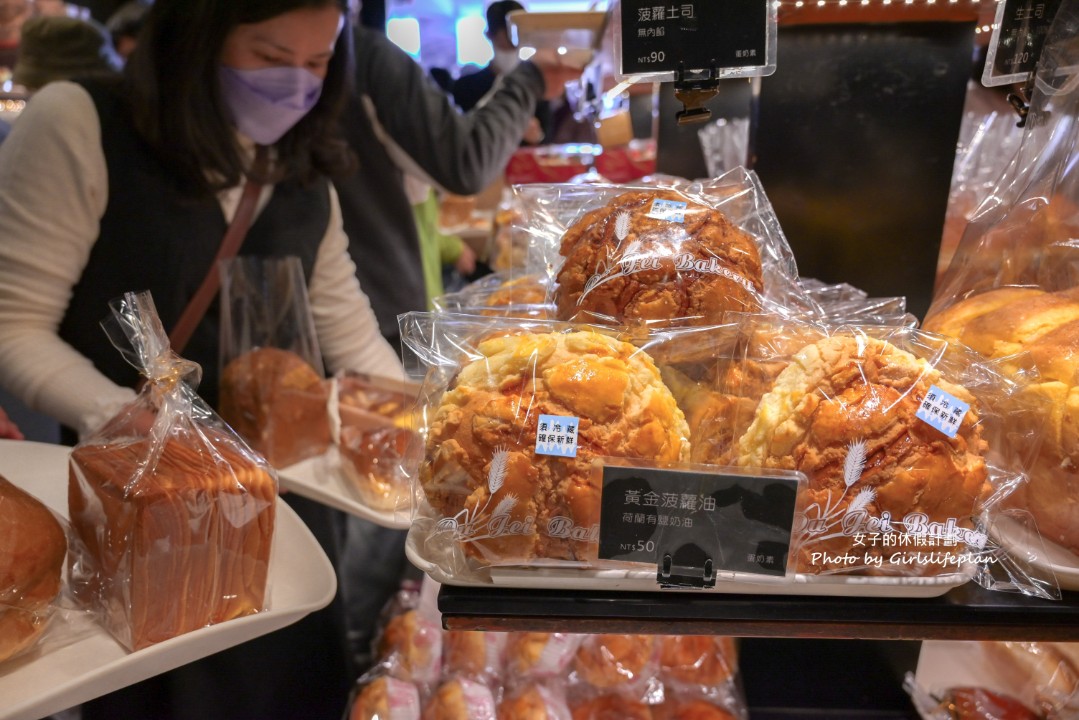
[598,464,800,583]
[982,0,1062,87]
[619,0,771,78]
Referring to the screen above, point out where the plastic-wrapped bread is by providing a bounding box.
[377,609,443,686]
[421,678,497,720]
[555,190,764,325]
[219,346,332,468]
[421,330,689,565]
[497,682,573,720]
[442,629,506,682]
[658,636,738,688]
[924,287,1079,555]
[570,695,654,720]
[68,426,276,651]
[350,676,422,720]
[0,475,66,663]
[573,634,656,689]
[736,334,989,575]
[505,632,582,680]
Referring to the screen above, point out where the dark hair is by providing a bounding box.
[486,0,524,37]
[125,0,355,198]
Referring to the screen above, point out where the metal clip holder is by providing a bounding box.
[656,547,717,589]
[674,60,720,125]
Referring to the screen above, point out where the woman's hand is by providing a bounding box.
[0,407,24,441]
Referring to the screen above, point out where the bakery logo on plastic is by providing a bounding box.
[434,447,599,543]
[535,414,579,457]
[578,208,757,305]
[645,197,688,223]
[795,439,989,561]
[915,384,969,439]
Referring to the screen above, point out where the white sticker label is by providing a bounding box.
[916,384,969,438]
[646,198,687,223]
[536,414,579,458]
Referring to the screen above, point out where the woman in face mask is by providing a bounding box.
[0,0,400,433]
[0,1,400,717]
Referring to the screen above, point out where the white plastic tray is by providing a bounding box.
[993,515,1079,591]
[508,10,606,51]
[278,454,410,530]
[0,440,337,720]
[914,640,1034,710]
[404,527,972,598]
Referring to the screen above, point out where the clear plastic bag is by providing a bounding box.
[0,475,66,666]
[400,311,1052,595]
[348,672,423,720]
[923,7,1079,579]
[496,681,573,720]
[421,677,498,720]
[332,370,423,519]
[568,634,664,705]
[217,255,331,468]
[929,5,1079,308]
[799,278,917,327]
[67,291,277,651]
[513,167,815,326]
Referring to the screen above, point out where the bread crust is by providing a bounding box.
[0,475,66,663]
[421,331,689,564]
[737,336,988,574]
[554,191,763,324]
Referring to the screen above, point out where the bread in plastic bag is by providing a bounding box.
[497,682,573,720]
[349,674,423,720]
[67,291,277,651]
[217,256,331,468]
[333,371,423,516]
[421,677,497,720]
[0,474,66,664]
[514,167,814,327]
[409,319,690,567]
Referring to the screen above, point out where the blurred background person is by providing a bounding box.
[103,0,148,60]
[332,8,580,670]
[11,13,121,91]
[0,0,32,71]
[452,0,548,145]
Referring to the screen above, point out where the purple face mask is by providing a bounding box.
[218,65,324,146]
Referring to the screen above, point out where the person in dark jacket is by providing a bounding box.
[331,21,580,671]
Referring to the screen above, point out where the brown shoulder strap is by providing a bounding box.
[169,150,267,356]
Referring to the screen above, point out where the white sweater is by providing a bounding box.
[0,81,403,437]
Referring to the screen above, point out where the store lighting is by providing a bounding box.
[558,46,568,55]
[795,1,803,7]
[386,17,421,58]
[518,47,536,60]
[456,15,492,67]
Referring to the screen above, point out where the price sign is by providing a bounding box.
[597,463,800,580]
[619,0,774,79]
[982,0,1062,87]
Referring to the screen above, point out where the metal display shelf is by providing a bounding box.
[437,583,1079,641]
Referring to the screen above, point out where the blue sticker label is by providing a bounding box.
[646,198,687,223]
[536,414,580,458]
[915,384,970,438]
